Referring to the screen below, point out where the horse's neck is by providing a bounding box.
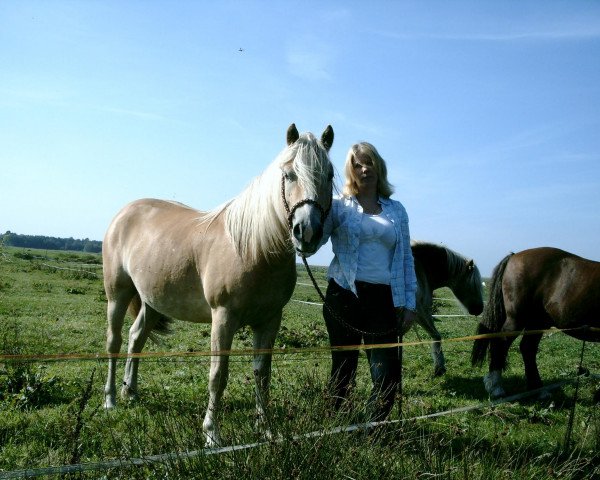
[413,246,450,290]
[425,266,450,290]
[225,170,291,261]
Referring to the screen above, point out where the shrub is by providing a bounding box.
[0,327,61,410]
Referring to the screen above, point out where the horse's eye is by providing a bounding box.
[284,170,297,182]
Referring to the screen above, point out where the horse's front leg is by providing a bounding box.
[203,308,237,448]
[418,313,446,376]
[252,314,282,440]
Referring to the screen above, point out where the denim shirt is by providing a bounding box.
[320,195,417,310]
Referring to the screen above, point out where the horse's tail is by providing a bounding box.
[471,253,513,367]
[128,293,174,344]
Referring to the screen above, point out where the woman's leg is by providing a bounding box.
[358,283,399,421]
[366,344,399,421]
[323,280,361,409]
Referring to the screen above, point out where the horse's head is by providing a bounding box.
[281,123,334,256]
[451,259,484,316]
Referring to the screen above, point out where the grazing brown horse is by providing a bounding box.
[472,247,600,399]
[102,124,334,446]
[411,241,484,376]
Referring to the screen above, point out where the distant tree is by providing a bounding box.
[1,232,102,253]
[83,240,102,253]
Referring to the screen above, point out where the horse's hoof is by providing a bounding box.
[104,398,117,409]
[433,366,446,377]
[536,389,553,401]
[204,433,222,448]
[262,429,283,443]
[489,387,506,400]
[120,385,138,402]
[484,372,505,399]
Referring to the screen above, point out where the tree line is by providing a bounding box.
[1,231,102,253]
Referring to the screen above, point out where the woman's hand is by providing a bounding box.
[396,307,417,336]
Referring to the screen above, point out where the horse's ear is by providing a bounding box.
[466,259,474,271]
[321,125,334,152]
[287,123,299,146]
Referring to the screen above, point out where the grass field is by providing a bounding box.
[0,245,598,479]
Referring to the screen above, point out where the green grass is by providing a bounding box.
[0,245,598,479]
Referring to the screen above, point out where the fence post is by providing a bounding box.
[563,337,587,451]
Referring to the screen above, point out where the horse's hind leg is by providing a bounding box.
[252,313,282,439]
[519,331,548,398]
[484,319,519,399]
[418,314,446,376]
[104,291,134,409]
[121,303,161,401]
[203,307,237,447]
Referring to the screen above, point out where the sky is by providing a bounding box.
[1,1,599,276]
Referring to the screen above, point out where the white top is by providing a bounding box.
[320,195,417,310]
[355,212,396,285]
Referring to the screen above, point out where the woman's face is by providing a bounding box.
[351,152,378,191]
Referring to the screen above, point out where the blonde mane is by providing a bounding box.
[202,132,331,261]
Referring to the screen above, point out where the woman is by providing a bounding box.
[320,142,417,421]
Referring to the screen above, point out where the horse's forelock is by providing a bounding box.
[464,256,481,289]
[280,132,331,197]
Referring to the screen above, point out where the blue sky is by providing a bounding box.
[1,1,599,276]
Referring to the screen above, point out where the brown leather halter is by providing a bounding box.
[280,174,331,229]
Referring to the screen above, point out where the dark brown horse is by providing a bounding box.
[411,241,484,376]
[472,247,600,399]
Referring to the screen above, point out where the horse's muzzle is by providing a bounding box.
[291,207,324,255]
[469,301,484,316]
[292,223,323,256]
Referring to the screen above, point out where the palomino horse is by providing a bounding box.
[102,124,334,446]
[410,241,484,376]
[472,247,600,399]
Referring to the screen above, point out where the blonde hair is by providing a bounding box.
[342,142,394,198]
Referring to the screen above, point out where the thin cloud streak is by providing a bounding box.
[285,34,335,82]
[286,51,332,81]
[377,27,600,42]
[96,106,169,122]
